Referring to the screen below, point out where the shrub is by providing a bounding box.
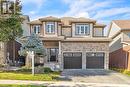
[16,66,31,73]
[0,64,4,68]
[123,70,130,75]
[110,68,125,73]
[34,66,44,74]
[111,68,130,75]
[44,67,52,73]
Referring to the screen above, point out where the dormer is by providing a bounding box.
[39,16,61,37]
[93,23,106,37]
[28,20,42,35]
[70,17,96,37]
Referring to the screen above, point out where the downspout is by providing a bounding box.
[126,51,128,69]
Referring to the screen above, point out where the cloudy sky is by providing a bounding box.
[21,0,130,33]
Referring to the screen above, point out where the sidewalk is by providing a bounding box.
[0,80,130,87]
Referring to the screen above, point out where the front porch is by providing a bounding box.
[43,41,62,71]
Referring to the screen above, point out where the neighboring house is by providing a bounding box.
[0,15,30,64]
[27,16,111,70]
[109,20,130,71]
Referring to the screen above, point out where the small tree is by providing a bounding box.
[19,33,46,67]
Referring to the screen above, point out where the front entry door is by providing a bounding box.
[47,48,58,62]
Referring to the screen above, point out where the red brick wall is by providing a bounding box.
[109,45,130,71]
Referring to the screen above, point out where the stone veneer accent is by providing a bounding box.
[60,42,109,70]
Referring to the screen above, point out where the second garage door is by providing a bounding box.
[63,52,82,69]
[86,52,104,69]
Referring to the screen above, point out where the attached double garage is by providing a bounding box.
[63,52,105,69]
[61,42,109,70]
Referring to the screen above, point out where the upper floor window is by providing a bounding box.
[93,28,104,37]
[33,25,40,34]
[75,24,90,35]
[1,1,12,14]
[46,22,55,34]
[127,33,130,38]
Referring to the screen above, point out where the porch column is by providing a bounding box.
[58,41,62,70]
[104,51,109,70]
[59,41,61,55]
[82,51,86,69]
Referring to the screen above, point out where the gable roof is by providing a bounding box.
[28,20,42,24]
[108,20,130,38]
[94,23,106,28]
[39,16,61,22]
[28,16,106,28]
[70,17,96,23]
[113,20,130,29]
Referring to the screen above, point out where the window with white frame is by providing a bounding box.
[46,22,55,34]
[33,25,40,34]
[1,1,12,14]
[75,24,90,35]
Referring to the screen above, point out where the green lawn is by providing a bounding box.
[0,71,60,81]
[111,68,130,76]
[123,70,130,76]
[0,84,46,87]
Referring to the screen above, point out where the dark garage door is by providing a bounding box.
[64,52,82,69]
[86,52,104,69]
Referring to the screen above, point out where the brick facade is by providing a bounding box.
[60,42,109,70]
[109,45,130,71]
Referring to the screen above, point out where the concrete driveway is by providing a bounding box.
[60,70,130,84]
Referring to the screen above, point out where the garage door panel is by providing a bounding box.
[86,52,104,69]
[64,52,82,69]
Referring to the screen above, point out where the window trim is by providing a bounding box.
[93,28,104,37]
[45,22,55,34]
[127,33,130,38]
[75,24,90,36]
[33,25,40,34]
[1,1,12,14]
[47,48,59,62]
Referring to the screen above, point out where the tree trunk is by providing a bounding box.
[12,40,15,64]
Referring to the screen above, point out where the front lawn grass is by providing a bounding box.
[0,84,46,87]
[0,70,60,81]
[111,68,130,76]
[123,70,130,76]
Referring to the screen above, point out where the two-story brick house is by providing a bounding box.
[28,16,111,70]
[109,20,130,71]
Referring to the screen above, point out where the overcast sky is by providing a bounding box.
[21,0,130,35]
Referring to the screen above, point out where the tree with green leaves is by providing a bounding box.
[0,0,23,64]
[19,33,46,67]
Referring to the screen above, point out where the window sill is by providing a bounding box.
[93,36,107,37]
[45,33,55,34]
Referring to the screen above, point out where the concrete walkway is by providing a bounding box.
[0,80,130,87]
